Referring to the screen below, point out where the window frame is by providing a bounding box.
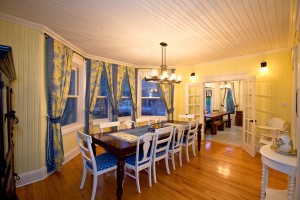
[61,54,86,135]
[92,70,110,126]
[137,69,167,118]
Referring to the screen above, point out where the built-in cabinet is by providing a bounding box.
[185,83,201,121]
[0,45,18,200]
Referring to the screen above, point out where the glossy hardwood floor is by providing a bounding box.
[17,141,288,200]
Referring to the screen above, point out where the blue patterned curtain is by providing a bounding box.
[46,36,73,173]
[85,59,103,135]
[127,67,137,121]
[158,83,173,120]
[226,89,235,114]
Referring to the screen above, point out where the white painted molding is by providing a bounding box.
[16,166,49,188]
[16,146,80,188]
[62,146,80,165]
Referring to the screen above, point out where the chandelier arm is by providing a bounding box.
[144,42,181,85]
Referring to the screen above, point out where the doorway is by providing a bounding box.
[199,75,257,157]
[204,80,244,146]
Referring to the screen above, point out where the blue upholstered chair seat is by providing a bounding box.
[125,152,151,166]
[86,152,117,171]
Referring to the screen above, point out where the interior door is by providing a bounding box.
[241,76,256,157]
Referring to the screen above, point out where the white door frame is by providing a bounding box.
[199,73,253,144]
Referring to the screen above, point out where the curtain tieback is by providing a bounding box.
[133,105,137,110]
[85,109,94,114]
[167,108,174,114]
[49,116,62,124]
[112,108,119,115]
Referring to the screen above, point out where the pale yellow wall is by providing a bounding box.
[0,19,293,174]
[174,49,292,131]
[0,19,82,174]
[0,19,46,173]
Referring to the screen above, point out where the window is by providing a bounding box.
[140,79,166,116]
[118,77,131,117]
[61,68,78,126]
[93,70,109,119]
[61,55,85,134]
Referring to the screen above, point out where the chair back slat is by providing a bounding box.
[153,126,174,156]
[123,120,137,129]
[172,126,185,149]
[77,131,97,172]
[99,121,120,134]
[187,120,199,138]
[136,133,154,167]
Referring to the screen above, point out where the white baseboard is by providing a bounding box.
[63,146,80,165]
[16,166,49,188]
[16,146,80,188]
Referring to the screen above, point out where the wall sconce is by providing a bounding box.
[260,62,267,72]
[190,72,196,81]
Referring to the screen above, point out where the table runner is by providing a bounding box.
[110,132,139,143]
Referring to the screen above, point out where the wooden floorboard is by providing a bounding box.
[17,141,288,200]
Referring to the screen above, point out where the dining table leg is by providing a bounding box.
[116,158,125,200]
[211,118,216,135]
[227,113,231,128]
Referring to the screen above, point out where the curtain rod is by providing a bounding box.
[44,33,86,60]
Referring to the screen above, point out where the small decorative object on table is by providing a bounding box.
[271,131,297,155]
[148,122,165,131]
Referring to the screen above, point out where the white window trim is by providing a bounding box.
[137,69,167,119]
[62,54,86,135]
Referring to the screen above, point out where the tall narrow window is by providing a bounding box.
[141,80,165,116]
[61,67,78,126]
[118,77,131,117]
[93,70,109,119]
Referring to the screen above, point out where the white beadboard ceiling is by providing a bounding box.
[0,0,297,67]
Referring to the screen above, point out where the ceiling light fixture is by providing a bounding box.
[220,81,231,89]
[144,42,182,85]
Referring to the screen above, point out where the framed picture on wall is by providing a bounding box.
[206,90,212,97]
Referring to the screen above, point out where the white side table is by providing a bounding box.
[260,145,297,200]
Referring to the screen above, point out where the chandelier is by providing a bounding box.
[144,42,182,85]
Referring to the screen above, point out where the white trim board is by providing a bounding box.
[16,146,80,188]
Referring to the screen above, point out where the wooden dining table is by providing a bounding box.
[91,120,202,200]
[204,111,231,135]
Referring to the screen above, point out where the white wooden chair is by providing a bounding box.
[178,114,195,121]
[168,125,185,170]
[182,120,198,162]
[77,131,117,200]
[258,118,288,146]
[152,126,174,183]
[99,121,120,136]
[136,117,150,127]
[122,120,137,129]
[124,133,155,193]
